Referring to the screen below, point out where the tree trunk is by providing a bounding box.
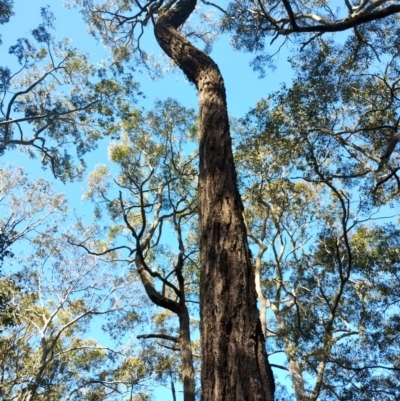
[155,1,275,400]
[255,250,309,401]
[179,306,195,401]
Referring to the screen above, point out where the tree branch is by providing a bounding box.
[137,333,179,342]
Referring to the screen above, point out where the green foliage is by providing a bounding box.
[3,1,400,400]
[0,6,141,181]
[84,98,201,397]
[231,15,400,399]
[0,0,13,47]
[0,0,13,25]
[0,275,19,328]
[0,164,157,400]
[234,94,400,398]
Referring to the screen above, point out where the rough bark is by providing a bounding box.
[155,2,275,400]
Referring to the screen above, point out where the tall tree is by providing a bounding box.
[73,0,400,399]
[83,99,200,400]
[229,6,400,392]
[233,119,400,399]
[0,165,155,401]
[79,1,276,399]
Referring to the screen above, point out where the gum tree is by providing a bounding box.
[82,99,200,400]
[73,0,400,399]
[234,121,400,399]
[230,7,400,392]
[78,0,276,399]
[0,165,154,401]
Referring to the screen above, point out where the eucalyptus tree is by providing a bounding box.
[85,99,202,400]
[234,116,400,400]
[0,164,67,327]
[83,99,200,400]
[0,165,67,262]
[227,4,400,398]
[0,241,143,401]
[232,56,400,397]
[239,43,400,203]
[0,165,153,401]
[67,0,400,399]
[232,10,400,397]
[0,5,140,181]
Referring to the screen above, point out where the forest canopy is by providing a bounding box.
[1,0,400,400]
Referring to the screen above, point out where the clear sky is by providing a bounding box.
[1,0,294,199]
[1,1,295,399]
[2,0,293,116]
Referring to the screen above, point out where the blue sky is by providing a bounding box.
[2,0,294,116]
[1,1,295,399]
[1,0,294,203]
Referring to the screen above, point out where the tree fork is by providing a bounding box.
[155,1,275,400]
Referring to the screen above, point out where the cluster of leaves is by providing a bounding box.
[0,6,142,181]
[0,164,164,400]
[222,0,400,76]
[0,0,13,45]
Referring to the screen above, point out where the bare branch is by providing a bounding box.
[137,333,179,342]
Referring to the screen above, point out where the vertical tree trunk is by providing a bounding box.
[255,251,309,401]
[155,2,275,399]
[179,306,195,401]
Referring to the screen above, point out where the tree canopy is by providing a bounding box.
[1,0,400,400]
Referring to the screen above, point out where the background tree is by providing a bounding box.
[0,164,156,401]
[0,164,66,328]
[233,67,400,399]
[223,0,400,204]
[224,4,400,396]
[0,5,141,180]
[82,99,200,401]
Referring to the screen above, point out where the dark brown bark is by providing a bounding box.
[154,2,275,400]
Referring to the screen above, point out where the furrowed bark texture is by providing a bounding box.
[155,1,275,400]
